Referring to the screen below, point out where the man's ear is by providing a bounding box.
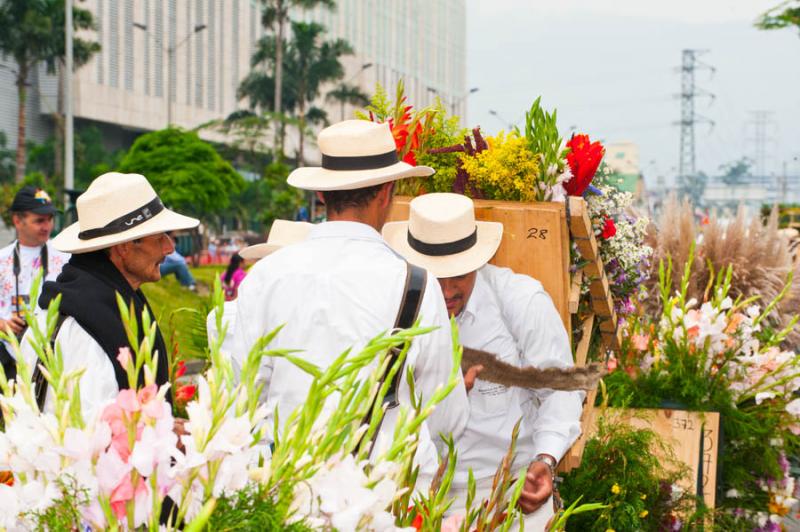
[378,181,395,209]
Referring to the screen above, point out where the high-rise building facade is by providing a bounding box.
[0,1,467,158]
[303,0,467,121]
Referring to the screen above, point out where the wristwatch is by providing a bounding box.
[533,454,557,477]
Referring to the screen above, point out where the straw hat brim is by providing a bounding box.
[382,220,504,279]
[52,208,200,253]
[239,243,280,260]
[288,161,434,191]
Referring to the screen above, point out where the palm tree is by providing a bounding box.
[326,82,370,121]
[0,0,99,182]
[238,21,352,165]
[259,0,335,141]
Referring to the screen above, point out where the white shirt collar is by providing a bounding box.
[308,221,383,242]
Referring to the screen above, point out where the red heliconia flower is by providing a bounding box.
[411,513,423,530]
[564,134,605,196]
[175,360,187,378]
[175,384,196,403]
[601,217,617,239]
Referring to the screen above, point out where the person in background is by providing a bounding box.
[221,253,246,301]
[0,186,70,381]
[159,248,196,291]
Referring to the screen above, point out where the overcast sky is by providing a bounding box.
[466,0,800,187]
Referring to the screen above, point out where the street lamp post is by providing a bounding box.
[428,87,479,118]
[489,109,514,130]
[65,0,74,209]
[133,22,206,127]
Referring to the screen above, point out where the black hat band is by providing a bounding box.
[407,227,478,257]
[321,149,398,171]
[78,197,165,240]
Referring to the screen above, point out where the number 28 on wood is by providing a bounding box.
[527,227,548,240]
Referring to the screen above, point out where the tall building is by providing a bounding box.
[0,1,468,160]
[302,0,467,121]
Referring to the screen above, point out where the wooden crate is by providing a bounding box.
[389,197,572,331]
[564,408,721,507]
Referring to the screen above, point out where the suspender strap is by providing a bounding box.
[355,262,427,456]
[32,313,67,411]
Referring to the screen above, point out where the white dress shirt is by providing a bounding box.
[232,221,469,472]
[21,314,118,419]
[453,264,583,486]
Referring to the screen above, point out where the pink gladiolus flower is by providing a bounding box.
[441,514,464,532]
[117,347,132,369]
[138,384,164,420]
[116,389,141,413]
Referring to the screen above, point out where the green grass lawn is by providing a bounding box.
[142,266,225,360]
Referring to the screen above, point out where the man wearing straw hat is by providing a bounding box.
[19,172,199,415]
[232,120,469,473]
[384,193,584,529]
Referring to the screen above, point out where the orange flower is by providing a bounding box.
[0,470,13,486]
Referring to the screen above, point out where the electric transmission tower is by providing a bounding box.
[677,49,715,188]
[746,110,776,181]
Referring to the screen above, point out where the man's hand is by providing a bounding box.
[518,460,554,514]
[463,364,483,393]
[0,314,26,336]
[173,417,189,453]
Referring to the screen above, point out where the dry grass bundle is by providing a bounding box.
[645,196,800,346]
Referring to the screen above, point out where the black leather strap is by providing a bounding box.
[383,263,427,407]
[355,262,427,455]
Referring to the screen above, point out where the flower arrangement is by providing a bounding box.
[458,131,541,202]
[603,247,800,527]
[584,179,653,316]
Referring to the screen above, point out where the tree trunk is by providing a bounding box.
[298,98,306,168]
[15,63,29,183]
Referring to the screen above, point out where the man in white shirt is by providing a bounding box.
[232,121,469,475]
[0,186,69,381]
[384,193,584,530]
[20,173,199,417]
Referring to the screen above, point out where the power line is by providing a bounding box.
[676,49,715,187]
[746,110,776,180]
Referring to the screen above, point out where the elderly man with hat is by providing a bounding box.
[0,186,70,381]
[384,193,584,530]
[232,120,470,475]
[19,172,199,415]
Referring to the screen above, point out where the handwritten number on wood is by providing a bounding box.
[527,227,548,240]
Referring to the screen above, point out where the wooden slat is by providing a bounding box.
[598,317,617,333]
[573,236,598,263]
[568,270,583,314]
[574,313,595,367]
[582,259,602,278]
[568,197,592,239]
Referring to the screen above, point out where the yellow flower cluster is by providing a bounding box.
[460,131,540,202]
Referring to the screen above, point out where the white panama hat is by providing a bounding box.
[382,193,503,279]
[287,120,434,191]
[239,220,313,260]
[53,172,199,254]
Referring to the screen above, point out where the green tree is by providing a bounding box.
[258,0,335,131]
[117,128,245,221]
[239,21,352,164]
[326,82,370,121]
[680,171,708,207]
[25,126,125,190]
[756,1,800,35]
[719,157,752,186]
[0,0,100,182]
